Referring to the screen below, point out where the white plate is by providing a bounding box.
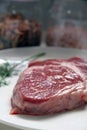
[1,47,87,130]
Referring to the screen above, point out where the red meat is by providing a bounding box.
[11,57,87,115]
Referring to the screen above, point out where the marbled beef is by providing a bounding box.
[11,57,87,115]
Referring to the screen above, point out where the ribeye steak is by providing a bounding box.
[11,57,87,115]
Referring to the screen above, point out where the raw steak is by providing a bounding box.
[11,57,87,115]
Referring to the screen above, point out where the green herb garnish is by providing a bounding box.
[0,76,8,86]
[0,52,46,87]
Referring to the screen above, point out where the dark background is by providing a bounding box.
[0,0,87,29]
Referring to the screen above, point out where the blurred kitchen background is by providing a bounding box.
[0,0,87,49]
[1,0,87,28]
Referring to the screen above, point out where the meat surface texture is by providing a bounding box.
[11,57,87,115]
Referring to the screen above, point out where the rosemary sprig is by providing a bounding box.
[0,52,46,87]
[11,52,46,69]
[0,75,8,87]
